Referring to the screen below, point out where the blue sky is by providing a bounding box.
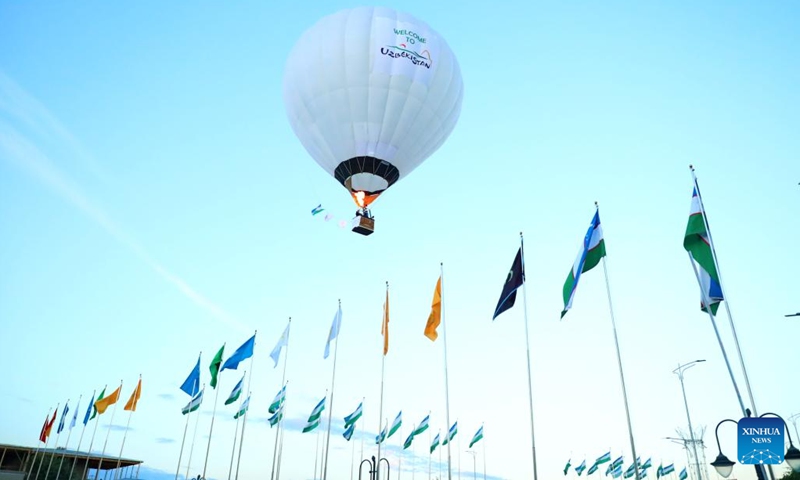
[1,2,798,480]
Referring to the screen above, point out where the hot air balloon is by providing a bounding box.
[283,7,463,235]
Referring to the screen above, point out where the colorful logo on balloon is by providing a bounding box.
[380,27,432,68]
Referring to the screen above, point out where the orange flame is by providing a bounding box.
[354,191,366,208]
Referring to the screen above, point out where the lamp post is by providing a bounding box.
[710,414,800,478]
[673,359,706,480]
[464,451,476,480]
[789,414,800,442]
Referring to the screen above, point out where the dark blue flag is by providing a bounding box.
[57,402,69,434]
[83,391,95,426]
[180,354,201,397]
[221,334,256,371]
[493,247,524,320]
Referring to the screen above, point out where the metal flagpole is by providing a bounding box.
[690,166,760,414]
[428,427,432,480]
[69,391,93,480]
[234,331,257,480]
[519,234,539,480]
[98,382,124,475]
[203,344,226,480]
[184,385,205,480]
[439,433,442,480]
[315,424,322,479]
[377,282,389,480]
[82,395,104,480]
[399,424,404,480]
[350,420,358,480]
[457,425,461,480]
[360,411,365,469]
[482,427,486,480]
[274,319,292,480]
[412,424,416,480]
[595,208,640,480]
[114,384,137,480]
[28,410,49,480]
[226,399,241,480]
[35,405,57,480]
[270,382,287,480]
[57,396,81,480]
[45,401,68,480]
[440,264,453,480]
[322,301,342,480]
[178,380,198,480]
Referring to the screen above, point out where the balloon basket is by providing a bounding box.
[351,214,375,236]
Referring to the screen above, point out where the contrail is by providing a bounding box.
[0,76,250,334]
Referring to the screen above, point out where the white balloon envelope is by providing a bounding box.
[283,6,463,225]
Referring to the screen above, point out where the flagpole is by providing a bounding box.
[97,381,124,476]
[275,411,287,480]
[272,318,292,480]
[115,377,141,479]
[56,395,81,480]
[46,401,68,480]
[315,423,322,479]
[412,424,416,480]
[482,426,486,480]
[518,233,539,480]
[438,432,442,480]
[360,409,365,464]
[177,378,198,480]
[322,300,342,480]
[185,384,205,480]
[234,330,257,480]
[203,344,226,480]
[428,424,432,480]
[270,382,287,480]
[227,401,241,480]
[27,414,47,480]
[594,208,640,480]
[440,264,453,480]
[399,423,404,480]
[33,406,55,480]
[377,281,389,480]
[82,393,104,480]
[350,419,358,480]
[457,425,461,480]
[690,166,758,412]
[70,392,94,480]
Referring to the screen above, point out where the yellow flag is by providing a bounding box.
[94,384,121,415]
[124,378,142,412]
[381,289,389,355]
[424,276,442,341]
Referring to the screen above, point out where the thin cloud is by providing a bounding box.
[104,424,132,432]
[155,437,175,444]
[157,393,176,401]
[0,118,249,334]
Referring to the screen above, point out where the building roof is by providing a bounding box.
[0,443,142,472]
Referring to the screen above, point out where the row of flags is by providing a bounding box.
[37,378,143,443]
[565,455,685,480]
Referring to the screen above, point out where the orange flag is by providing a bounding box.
[94,384,121,415]
[41,409,57,442]
[381,288,389,355]
[124,378,142,412]
[424,276,442,341]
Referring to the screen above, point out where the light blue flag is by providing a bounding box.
[57,402,69,434]
[343,422,355,441]
[83,391,95,425]
[181,354,201,396]
[69,398,80,429]
[270,323,290,368]
[324,305,342,359]
[222,334,256,371]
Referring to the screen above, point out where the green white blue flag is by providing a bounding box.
[268,404,283,427]
[388,411,402,438]
[661,464,675,475]
[375,425,387,444]
[596,452,612,465]
[268,385,286,414]
[564,459,572,476]
[182,389,204,415]
[403,429,414,450]
[344,402,363,427]
[430,432,440,454]
[684,188,723,314]
[561,209,606,318]
[302,396,326,433]
[679,468,687,480]
[468,425,483,448]
[234,395,250,419]
[414,415,430,436]
[343,422,355,441]
[225,375,244,406]
[442,421,457,445]
[576,460,587,476]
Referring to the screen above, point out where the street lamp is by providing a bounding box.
[465,451,477,480]
[789,414,800,442]
[711,414,800,478]
[673,359,706,480]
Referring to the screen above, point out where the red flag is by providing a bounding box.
[38,414,48,443]
[42,409,57,441]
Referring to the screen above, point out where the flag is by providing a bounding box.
[268,404,283,427]
[382,289,389,355]
[430,432,440,453]
[442,421,457,445]
[344,402,363,427]
[588,463,599,475]
[270,323,290,368]
[403,429,414,450]
[375,425,387,444]
[222,334,255,371]
[596,452,612,465]
[181,355,201,397]
[94,385,121,415]
[414,415,430,436]
[641,470,648,479]
[641,459,652,470]
[209,344,225,389]
[678,468,687,480]
[303,396,326,433]
[561,209,606,318]
[312,204,324,215]
[234,395,250,419]
[90,387,105,421]
[656,465,663,479]
[468,425,483,448]
[576,460,587,476]
[343,422,355,440]
[324,305,342,359]
[611,456,624,470]
[268,385,286,414]
[624,459,640,479]
[69,398,79,429]
[424,276,442,341]
[225,375,244,406]
[661,464,675,475]
[57,402,69,434]
[493,247,524,320]
[84,390,97,424]
[124,378,142,412]
[388,411,402,438]
[684,188,723,314]
[182,389,204,415]
[564,459,572,476]
[611,466,623,478]
[38,414,48,443]
[43,408,57,441]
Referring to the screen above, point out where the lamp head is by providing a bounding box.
[785,445,800,473]
[711,453,735,478]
